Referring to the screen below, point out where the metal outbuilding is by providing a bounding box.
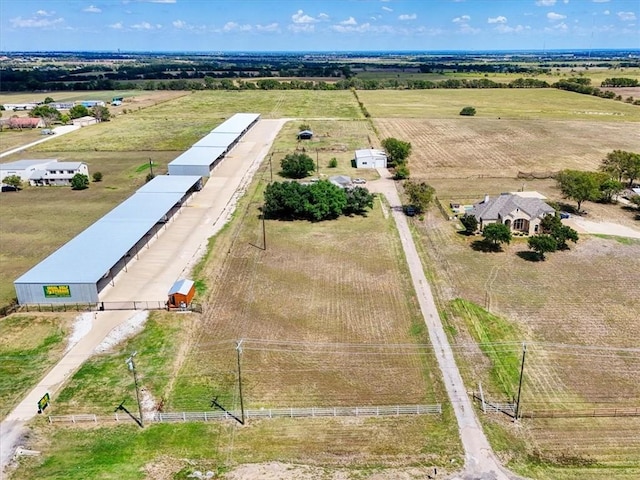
[192,132,240,151]
[14,175,202,304]
[213,113,260,134]
[355,149,388,169]
[168,147,226,177]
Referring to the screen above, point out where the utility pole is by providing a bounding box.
[148,158,154,177]
[236,339,245,424]
[514,343,527,420]
[126,351,144,427]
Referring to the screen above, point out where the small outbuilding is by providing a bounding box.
[355,149,387,169]
[297,130,313,140]
[167,279,195,309]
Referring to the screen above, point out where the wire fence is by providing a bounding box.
[48,404,442,425]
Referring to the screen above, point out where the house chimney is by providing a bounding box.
[484,194,489,203]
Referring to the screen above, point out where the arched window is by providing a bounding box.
[513,218,527,231]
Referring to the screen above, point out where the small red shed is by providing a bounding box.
[167,279,195,309]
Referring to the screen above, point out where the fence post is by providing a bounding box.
[93,414,97,423]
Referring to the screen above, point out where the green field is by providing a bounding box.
[358,88,640,120]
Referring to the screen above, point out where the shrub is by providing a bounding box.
[92,172,103,182]
[328,157,338,168]
[460,106,476,116]
[393,165,410,180]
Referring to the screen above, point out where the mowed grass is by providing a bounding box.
[52,311,190,414]
[375,117,640,179]
[358,88,640,121]
[0,314,73,419]
[11,413,463,480]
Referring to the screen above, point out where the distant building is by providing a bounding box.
[355,148,387,169]
[79,100,105,108]
[72,116,98,127]
[4,117,45,129]
[3,103,38,111]
[471,193,555,236]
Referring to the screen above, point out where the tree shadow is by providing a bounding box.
[516,250,542,262]
[471,240,503,253]
[457,230,475,237]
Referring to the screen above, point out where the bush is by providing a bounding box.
[70,174,89,190]
[393,165,410,180]
[92,172,103,182]
[328,157,338,168]
[460,106,476,116]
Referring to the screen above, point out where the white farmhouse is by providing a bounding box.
[355,148,387,169]
[29,161,89,186]
[1,159,57,184]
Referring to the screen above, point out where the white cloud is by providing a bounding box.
[547,12,567,20]
[535,0,556,6]
[603,10,610,15]
[592,0,610,3]
[292,10,318,24]
[10,13,64,28]
[132,21,161,30]
[382,6,393,12]
[256,23,279,32]
[453,15,471,23]
[340,17,357,25]
[488,16,507,24]
[318,13,330,21]
[109,22,124,29]
[398,13,417,21]
[141,0,176,3]
[617,11,636,21]
[172,19,186,28]
[83,5,102,13]
[495,24,529,33]
[288,23,315,33]
[223,21,252,32]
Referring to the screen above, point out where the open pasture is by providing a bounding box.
[414,209,640,476]
[359,88,640,121]
[375,117,640,180]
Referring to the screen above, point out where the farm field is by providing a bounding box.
[374,116,640,180]
[358,88,640,120]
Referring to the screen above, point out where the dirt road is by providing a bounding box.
[369,169,524,480]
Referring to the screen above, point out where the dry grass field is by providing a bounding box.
[367,86,640,477]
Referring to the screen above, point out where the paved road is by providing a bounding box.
[369,169,524,480]
[0,119,288,477]
[0,125,80,158]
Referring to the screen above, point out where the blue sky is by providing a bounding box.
[1,0,638,52]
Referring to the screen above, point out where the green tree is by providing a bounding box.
[540,213,579,249]
[305,180,347,221]
[60,113,70,125]
[91,105,111,122]
[555,169,600,212]
[598,176,624,203]
[483,223,512,247]
[460,213,478,234]
[70,173,89,190]
[528,235,558,261]
[600,150,640,186]
[403,180,435,213]
[299,122,311,131]
[43,96,55,104]
[92,172,103,182]
[69,104,90,119]
[280,152,315,179]
[460,106,476,116]
[393,164,410,180]
[3,175,22,189]
[344,186,374,215]
[29,105,60,126]
[381,137,412,167]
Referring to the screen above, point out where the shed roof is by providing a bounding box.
[169,147,226,167]
[472,194,554,221]
[15,190,186,285]
[168,279,194,296]
[355,149,386,159]
[193,132,239,149]
[1,159,57,170]
[137,175,202,193]
[45,162,84,170]
[213,113,260,134]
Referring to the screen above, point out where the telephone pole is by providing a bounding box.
[514,343,527,420]
[126,351,144,427]
[236,339,245,424]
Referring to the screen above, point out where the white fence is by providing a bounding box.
[48,404,442,425]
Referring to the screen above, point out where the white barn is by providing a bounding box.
[355,149,387,169]
[1,159,56,184]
